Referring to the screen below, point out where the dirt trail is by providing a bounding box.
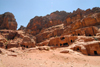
[0,48,100,67]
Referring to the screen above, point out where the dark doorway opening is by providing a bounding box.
[5,46,8,49]
[89,34,92,36]
[71,40,73,42]
[63,43,68,46]
[94,51,98,55]
[60,44,62,46]
[76,48,80,51]
[26,46,28,48]
[78,34,80,36]
[21,45,25,47]
[60,37,65,40]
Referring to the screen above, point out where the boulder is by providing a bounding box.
[21,36,36,48]
[38,46,50,51]
[60,50,69,53]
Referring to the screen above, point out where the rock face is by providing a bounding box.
[18,25,26,31]
[21,36,36,48]
[36,24,64,43]
[0,12,17,30]
[0,30,36,49]
[1,7,100,56]
[48,35,77,47]
[26,11,69,35]
[26,7,100,43]
[0,35,7,48]
[26,17,63,35]
[68,36,100,55]
[63,26,99,36]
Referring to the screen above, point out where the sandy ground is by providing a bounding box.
[0,47,100,67]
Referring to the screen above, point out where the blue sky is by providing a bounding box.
[0,0,100,29]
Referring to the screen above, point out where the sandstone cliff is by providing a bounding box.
[1,7,100,56]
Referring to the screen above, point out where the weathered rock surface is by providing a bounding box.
[37,40,50,46]
[63,26,99,36]
[36,24,64,43]
[21,36,36,48]
[0,35,7,48]
[37,46,50,51]
[68,36,100,55]
[0,30,36,49]
[18,25,26,31]
[1,7,100,56]
[0,12,17,30]
[48,35,77,47]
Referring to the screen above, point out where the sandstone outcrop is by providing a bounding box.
[0,35,7,48]
[68,36,100,55]
[63,26,99,36]
[1,7,100,56]
[36,24,64,43]
[48,35,77,47]
[26,17,63,35]
[21,36,36,48]
[0,12,17,30]
[18,25,26,31]
[26,11,71,35]
[37,40,50,46]
[70,41,100,55]
[0,30,36,49]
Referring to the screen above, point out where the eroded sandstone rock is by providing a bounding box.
[0,12,17,30]
[0,35,7,48]
[36,24,64,43]
[68,36,100,55]
[21,36,36,48]
[48,35,77,47]
[18,25,26,31]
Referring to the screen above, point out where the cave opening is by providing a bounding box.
[71,40,73,43]
[63,43,68,46]
[21,45,25,47]
[94,51,98,55]
[78,33,80,36]
[60,37,65,40]
[76,48,80,51]
[26,46,28,48]
[89,34,92,36]
[5,46,8,49]
[60,44,62,46]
